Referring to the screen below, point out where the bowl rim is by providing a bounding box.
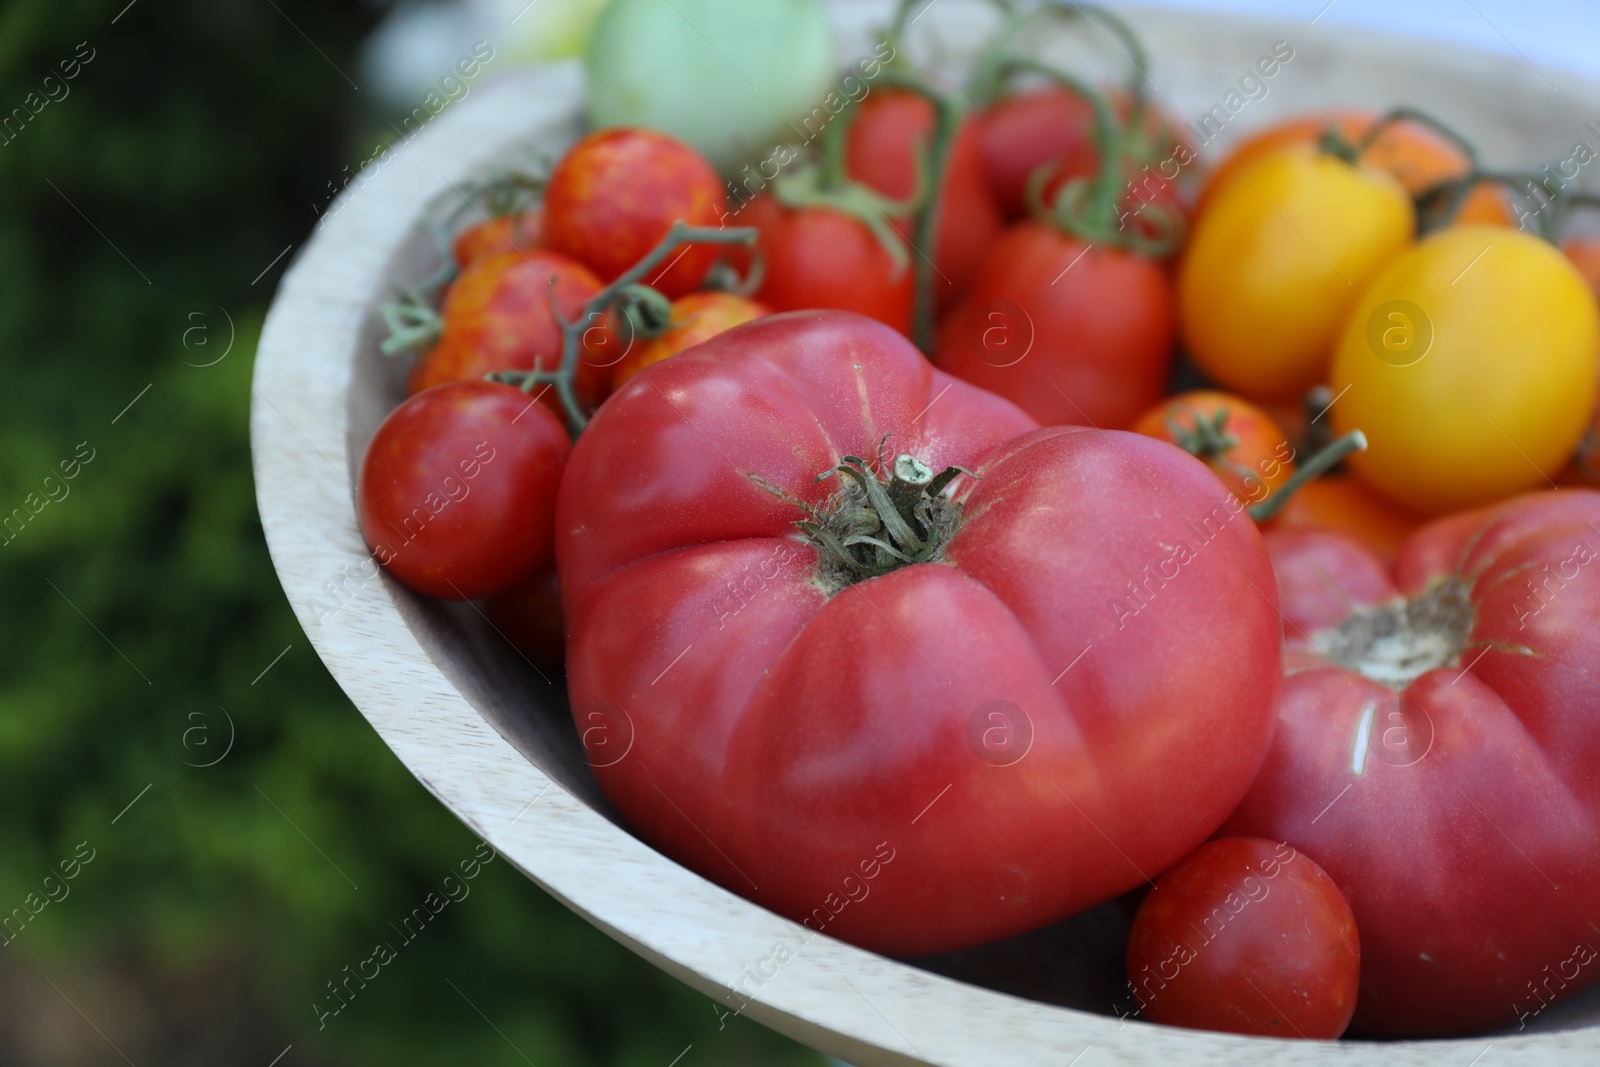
[251,7,1600,1063]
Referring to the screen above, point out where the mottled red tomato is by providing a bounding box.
[844,89,1002,308]
[358,381,570,600]
[544,127,726,298]
[1132,391,1296,506]
[1225,492,1600,1036]
[740,194,913,337]
[612,291,768,387]
[934,221,1174,430]
[485,565,565,670]
[407,249,615,419]
[557,309,1281,956]
[451,207,544,268]
[1127,838,1359,1038]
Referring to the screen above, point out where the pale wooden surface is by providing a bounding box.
[251,3,1600,1062]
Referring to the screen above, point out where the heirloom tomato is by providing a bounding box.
[557,310,1282,955]
[612,292,768,387]
[544,127,726,298]
[1127,838,1359,1038]
[1225,492,1600,1035]
[1179,144,1414,399]
[358,381,570,600]
[1132,391,1295,507]
[1330,225,1599,514]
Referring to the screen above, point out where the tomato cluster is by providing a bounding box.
[349,0,1600,1046]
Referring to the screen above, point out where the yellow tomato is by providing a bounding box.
[1330,225,1600,515]
[1179,144,1415,400]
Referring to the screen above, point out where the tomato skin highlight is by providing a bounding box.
[1127,837,1359,1038]
[1179,144,1415,400]
[407,249,615,418]
[358,381,570,601]
[936,221,1174,430]
[557,309,1282,956]
[544,127,727,298]
[1225,492,1600,1036]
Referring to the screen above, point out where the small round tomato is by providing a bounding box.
[544,127,727,298]
[1179,144,1414,400]
[407,249,615,419]
[1199,111,1513,226]
[935,221,1173,430]
[485,565,565,670]
[1330,225,1600,514]
[741,194,914,336]
[451,207,544,268]
[1127,838,1359,1038]
[1270,474,1422,562]
[1132,391,1295,506]
[844,89,1003,308]
[612,292,768,387]
[358,381,571,600]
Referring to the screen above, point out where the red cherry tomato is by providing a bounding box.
[452,207,544,268]
[544,127,727,298]
[1126,838,1360,1038]
[407,249,616,419]
[485,565,565,670]
[934,221,1174,429]
[612,291,768,387]
[742,194,914,336]
[557,309,1281,956]
[844,89,1003,308]
[358,381,570,600]
[1225,493,1600,1036]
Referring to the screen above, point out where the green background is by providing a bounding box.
[0,1,823,1063]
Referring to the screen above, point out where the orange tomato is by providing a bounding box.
[1200,111,1513,226]
[1132,391,1296,505]
[1269,475,1422,563]
[612,292,769,387]
[1563,237,1600,301]
[451,208,544,268]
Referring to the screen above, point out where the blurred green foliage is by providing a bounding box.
[0,1,822,1063]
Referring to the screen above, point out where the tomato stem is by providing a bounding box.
[1248,430,1367,523]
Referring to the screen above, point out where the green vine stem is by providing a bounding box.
[1248,430,1368,523]
[1414,169,1566,241]
[966,0,1150,123]
[488,221,756,435]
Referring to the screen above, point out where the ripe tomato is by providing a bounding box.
[1132,391,1295,506]
[1269,474,1421,563]
[844,89,1003,308]
[612,292,768,387]
[407,249,615,419]
[357,381,570,600]
[451,207,543,268]
[1126,838,1359,1038]
[1179,144,1414,399]
[1199,111,1514,225]
[1330,225,1600,514]
[485,565,565,670]
[741,194,913,336]
[934,221,1174,430]
[544,127,726,298]
[557,309,1282,955]
[1225,492,1600,1035]
[1563,236,1600,300]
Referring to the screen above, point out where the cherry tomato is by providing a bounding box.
[612,292,768,387]
[557,309,1281,956]
[1330,225,1600,514]
[357,381,570,600]
[844,89,1003,308]
[451,207,544,269]
[1179,144,1414,400]
[544,127,727,298]
[1270,474,1422,563]
[1199,111,1514,225]
[485,565,565,670]
[1126,838,1359,1038]
[741,194,914,336]
[935,221,1174,429]
[1226,494,1600,1035]
[407,249,616,419]
[1132,391,1295,506]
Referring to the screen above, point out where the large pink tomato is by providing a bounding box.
[557,310,1281,956]
[1224,490,1600,1036]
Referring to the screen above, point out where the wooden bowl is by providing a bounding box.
[252,4,1600,1062]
